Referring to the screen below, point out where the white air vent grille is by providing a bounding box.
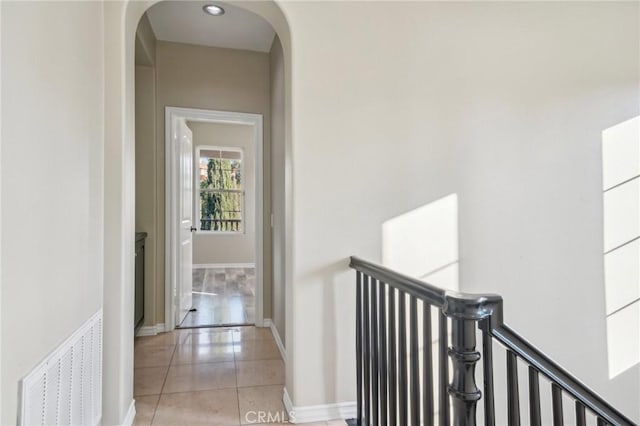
[18,309,102,426]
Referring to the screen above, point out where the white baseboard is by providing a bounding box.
[120,399,136,426]
[256,317,270,328]
[271,323,286,363]
[266,319,286,363]
[193,263,255,269]
[135,323,166,337]
[283,388,354,424]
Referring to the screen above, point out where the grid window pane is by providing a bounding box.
[198,150,243,232]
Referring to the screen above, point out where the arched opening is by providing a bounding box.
[102,1,293,424]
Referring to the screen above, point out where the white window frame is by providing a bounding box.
[195,145,245,235]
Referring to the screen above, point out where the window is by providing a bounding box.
[196,146,244,233]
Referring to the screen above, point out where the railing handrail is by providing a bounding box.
[349,255,637,426]
[490,324,636,426]
[350,256,503,320]
[350,256,447,306]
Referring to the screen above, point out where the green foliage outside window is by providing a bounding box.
[200,158,242,231]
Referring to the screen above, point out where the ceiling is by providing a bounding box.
[146,1,275,53]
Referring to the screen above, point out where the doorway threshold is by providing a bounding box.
[176,322,256,330]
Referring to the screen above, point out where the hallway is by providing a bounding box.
[133,326,286,425]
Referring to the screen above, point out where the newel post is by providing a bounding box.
[448,318,482,426]
[443,294,502,426]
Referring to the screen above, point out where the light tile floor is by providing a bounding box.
[180,268,255,328]
[134,326,345,425]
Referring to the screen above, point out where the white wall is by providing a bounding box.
[0,2,4,422]
[103,1,143,422]
[270,35,286,344]
[188,121,256,265]
[0,2,104,424]
[279,1,639,421]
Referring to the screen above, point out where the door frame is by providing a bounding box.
[165,106,264,330]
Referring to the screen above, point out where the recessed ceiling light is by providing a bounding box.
[203,4,225,16]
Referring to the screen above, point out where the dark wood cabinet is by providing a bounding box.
[135,232,147,331]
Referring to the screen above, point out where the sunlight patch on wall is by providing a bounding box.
[602,115,640,379]
[381,194,459,424]
[382,193,459,292]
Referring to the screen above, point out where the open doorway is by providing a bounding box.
[103,0,290,422]
[130,2,287,423]
[165,108,264,329]
[132,0,279,338]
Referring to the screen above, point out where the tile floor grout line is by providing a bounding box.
[232,328,245,425]
[153,384,241,396]
[236,387,243,425]
[168,359,237,368]
[232,328,239,388]
[158,342,179,395]
[202,267,210,293]
[148,340,178,426]
[235,383,285,390]
[148,393,162,426]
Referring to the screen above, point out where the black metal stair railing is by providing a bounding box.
[349,256,637,426]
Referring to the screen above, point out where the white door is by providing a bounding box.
[176,119,194,325]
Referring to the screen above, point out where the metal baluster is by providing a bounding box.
[379,281,388,425]
[528,367,541,426]
[371,279,379,426]
[399,291,408,426]
[363,275,371,425]
[423,303,434,425]
[439,311,449,426]
[575,401,586,426]
[388,288,397,425]
[410,297,420,426]
[356,272,363,425]
[349,257,636,426]
[481,320,495,426]
[552,384,563,426]
[507,350,520,426]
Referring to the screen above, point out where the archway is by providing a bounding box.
[102,2,293,424]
